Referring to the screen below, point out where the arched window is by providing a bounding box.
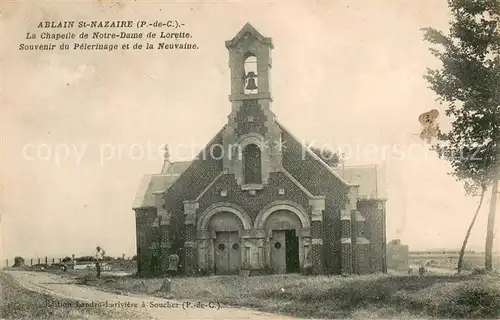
[243,53,258,94]
[243,144,262,184]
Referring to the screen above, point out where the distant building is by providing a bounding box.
[132,23,388,277]
[386,239,409,271]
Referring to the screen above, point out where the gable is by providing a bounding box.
[133,127,226,210]
[277,121,349,195]
[164,127,225,203]
[225,23,274,49]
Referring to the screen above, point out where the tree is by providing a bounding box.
[12,256,26,268]
[422,0,500,273]
[309,145,341,166]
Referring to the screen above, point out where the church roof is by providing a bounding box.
[132,174,180,209]
[161,161,191,175]
[276,121,350,186]
[332,165,386,199]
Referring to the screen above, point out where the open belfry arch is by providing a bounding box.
[133,23,388,276]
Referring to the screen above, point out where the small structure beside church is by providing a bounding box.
[386,239,409,271]
[133,23,388,277]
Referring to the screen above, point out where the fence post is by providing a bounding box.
[38,258,41,265]
[52,258,55,264]
[30,258,33,266]
[6,259,8,268]
[45,257,48,264]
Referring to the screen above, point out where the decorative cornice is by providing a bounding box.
[356,237,370,244]
[341,209,351,220]
[341,238,352,244]
[229,92,273,102]
[312,238,323,245]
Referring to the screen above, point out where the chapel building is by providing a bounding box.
[133,23,388,276]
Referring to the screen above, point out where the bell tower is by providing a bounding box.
[222,23,283,189]
[226,23,273,100]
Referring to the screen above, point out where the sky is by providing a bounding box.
[1,0,499,261]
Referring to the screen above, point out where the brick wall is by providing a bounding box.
[135,131,224,277]
[183,224,197,275]
[234,99,268,138]
[196,172,311,224]
[281,130,348,274]
[323,209,341,274]
[341,243,353,274]
[135,207,157,276]
[358,199,386,273]
[356,244,370,273]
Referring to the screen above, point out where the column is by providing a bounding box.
[183,201,199,275]
[341,186,358,274]
[241,229,265,269]
[264,232,272,269]
[309,197,325,274]
[197,230,211,272]
[302,237,312,269]
[341,207,352,274]
[378,200,388,273]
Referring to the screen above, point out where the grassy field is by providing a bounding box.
[0,272,144,320]
[410,253,500,272]
[68,271,500,319]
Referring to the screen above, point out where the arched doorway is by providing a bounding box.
[265,210,302,273]
[197,203,252,275]
[208,211,243,275]
[254,201,311,274]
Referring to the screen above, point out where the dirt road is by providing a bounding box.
[6,271,297,320]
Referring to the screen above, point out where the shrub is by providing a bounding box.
[300,266,314,275]
[472,268,487,275]
[75,256,95,262]
[439,283,500,318]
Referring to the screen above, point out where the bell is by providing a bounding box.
[245,71,258,91]
[246,78,258,91]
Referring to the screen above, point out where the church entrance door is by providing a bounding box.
[214,231,241,275]
[285,229,300,273]
[271,229,300,274]
[271,230,286,273]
